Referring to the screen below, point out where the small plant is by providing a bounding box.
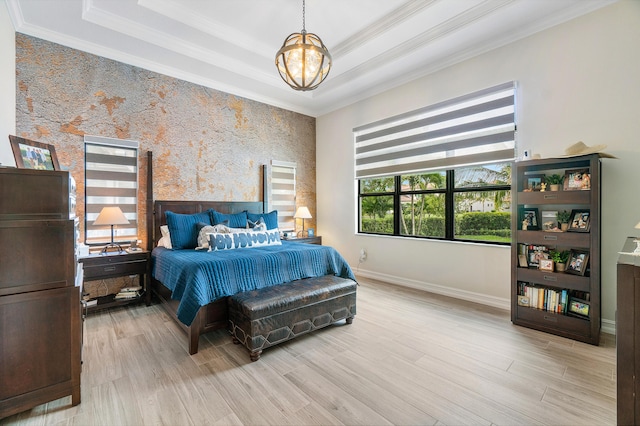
[550,249,570,264]
[557,210,571,224]
[545,174,564,185]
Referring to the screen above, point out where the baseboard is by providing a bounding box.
[354,269,511,311]
[354,268,617,336]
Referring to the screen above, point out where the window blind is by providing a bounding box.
[84,135,139,245]
[267,160,296,232]
[354,81,516,179]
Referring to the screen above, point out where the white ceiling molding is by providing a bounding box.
[6,0,617,117]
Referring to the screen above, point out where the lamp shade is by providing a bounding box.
[635,221,640,229]
[93,206,130,226]
[294,206,312,219]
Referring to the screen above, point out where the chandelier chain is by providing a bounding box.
[302,0,306,32]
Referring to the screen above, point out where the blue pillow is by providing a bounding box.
[246,210,278,230]
[209,209,248,228]
[165,211,211,249]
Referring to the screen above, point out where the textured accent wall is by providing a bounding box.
[15,34,316,247]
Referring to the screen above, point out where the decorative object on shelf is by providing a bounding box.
[521,208,539,230]
[566,249,589,276]
[294,206,312,237]
[563,168,591,190]
[568,209,591,232]
[8,135,60,170]
[545,173,564,191]
[557,210,572,231]
[539,258,554,272]
[93,206,130,254]
[541,210,559,231]
[561,141,616,158]
[550,249,570,272]
[275,0,331,91]
[307,228,314,237]
[525,174,545,191]
[568,297,590,317]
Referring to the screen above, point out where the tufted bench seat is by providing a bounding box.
[228,275,357,361]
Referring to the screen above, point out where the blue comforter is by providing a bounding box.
[151,241,356,326]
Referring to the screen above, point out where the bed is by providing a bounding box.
[145,154,356,354]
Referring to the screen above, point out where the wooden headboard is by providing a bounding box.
[145,151,267,250]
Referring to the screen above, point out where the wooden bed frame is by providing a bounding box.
[145,151,268,354]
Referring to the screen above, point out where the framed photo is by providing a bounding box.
[541,210,559,231]
[9,135,60,171]
[539,258,554,272]
[563,168,591,191]
[307,228,314,237]
[528,248,548,268]
[568,209,590,232]
[518,254,528,268]
[568,297,590,318]
[525,174,545,191]
[517,295,530,307]
[521,208,539,230]
[566,249,589,276]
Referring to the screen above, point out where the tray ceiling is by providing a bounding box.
[6,0,616,117]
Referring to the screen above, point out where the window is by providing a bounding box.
[355,82,516,244]
[267,160,296,232]
[84,136,139,246]
[358,164,511,243]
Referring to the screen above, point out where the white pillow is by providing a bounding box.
[160,225,172,249]
[208,229,281,251]
[196,223,238,250]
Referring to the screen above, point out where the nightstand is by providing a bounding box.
[285,236,322,245]
[79,250,150,313]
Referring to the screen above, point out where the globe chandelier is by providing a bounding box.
[275,0,332,91]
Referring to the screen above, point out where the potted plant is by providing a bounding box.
[557,210,571,231]
[545,174,564,191]
[550,249,571,272]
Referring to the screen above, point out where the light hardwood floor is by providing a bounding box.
[3,278,616,425]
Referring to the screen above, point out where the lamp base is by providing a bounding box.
[100,243,125,255]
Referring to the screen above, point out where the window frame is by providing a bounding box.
[358,165,512,245]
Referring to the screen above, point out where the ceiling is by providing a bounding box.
[6,0,615,117]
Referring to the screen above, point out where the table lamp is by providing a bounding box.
[294,206,312,237]
[93,206,130,254]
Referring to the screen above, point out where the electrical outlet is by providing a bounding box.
[359,248,367,262]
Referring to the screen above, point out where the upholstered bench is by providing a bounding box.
[228,275,357,361]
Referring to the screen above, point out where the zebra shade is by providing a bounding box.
[354,81,516,179]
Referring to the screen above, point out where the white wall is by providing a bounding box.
[0,2,15,167]
[317,0,640,334]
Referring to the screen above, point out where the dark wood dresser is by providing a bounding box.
[0,168,81,419]
[617,236,640,425]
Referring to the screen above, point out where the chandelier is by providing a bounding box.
[275,0,332,91]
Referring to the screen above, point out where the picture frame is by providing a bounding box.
[568,297,590,318]
[539,258,554,272]
[518,254,528,268]
[9,135,60,171]
[521,207,539,230]
[541,210,559,231]
[525,174,545,191]
[307,228,314,237]
[517,295,530,307]
[563,168,591,191]
[568,209,591,232]
[566,249,589,276]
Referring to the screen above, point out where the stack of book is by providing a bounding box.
[114,285,142,300]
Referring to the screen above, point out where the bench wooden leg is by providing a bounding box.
[346,316,354,324]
